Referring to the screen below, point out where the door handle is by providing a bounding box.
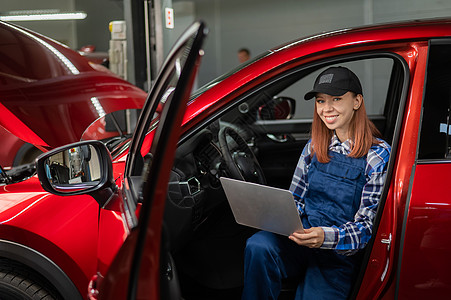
[381,233,392,251]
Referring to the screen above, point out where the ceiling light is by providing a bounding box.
[0,10,87,21]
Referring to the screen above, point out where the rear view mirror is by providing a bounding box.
[258,96,296,120]
[36,140,115,206]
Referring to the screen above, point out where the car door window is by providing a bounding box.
[279,58,393,119]
[212,57,396,145]
[121,29,202,206]
[215,57,397,188]
[418,41,451,160]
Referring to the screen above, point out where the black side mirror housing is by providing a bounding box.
[36,140,116,207]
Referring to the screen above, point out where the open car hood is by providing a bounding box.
[0,73,146,149]
[0,21,147,149]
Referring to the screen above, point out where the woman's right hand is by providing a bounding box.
[289,227,325,248]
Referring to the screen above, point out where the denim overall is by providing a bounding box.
[242,151,367,300]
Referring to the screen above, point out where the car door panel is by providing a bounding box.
[397,163,451,299]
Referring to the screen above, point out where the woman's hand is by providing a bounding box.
[289,227,325,248]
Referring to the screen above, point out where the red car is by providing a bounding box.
[4,17,451,299]
[0,21,146,168]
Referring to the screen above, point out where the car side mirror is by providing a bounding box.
[36,140,116,206]
[258,96,296,120]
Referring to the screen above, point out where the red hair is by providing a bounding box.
[310,95,381,163]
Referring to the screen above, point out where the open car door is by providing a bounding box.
[94,21,207,299]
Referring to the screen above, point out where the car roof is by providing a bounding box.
[272,17,451,52]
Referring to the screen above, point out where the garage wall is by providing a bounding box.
[74,0,124,52]
[2,0,123,52]
[172,0,451,86]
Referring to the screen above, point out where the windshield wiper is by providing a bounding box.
[104,134,133,152]
[0,165,12,184]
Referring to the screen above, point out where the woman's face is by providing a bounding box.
[315,92,362,142]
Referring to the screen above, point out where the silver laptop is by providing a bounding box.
[220,177,304,236]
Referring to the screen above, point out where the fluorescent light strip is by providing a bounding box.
[0,12,87,21]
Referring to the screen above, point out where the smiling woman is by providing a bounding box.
[240,66,391,299]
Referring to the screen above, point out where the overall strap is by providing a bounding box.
[302,152,367,228]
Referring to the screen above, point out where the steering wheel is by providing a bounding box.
[218,126,266,184]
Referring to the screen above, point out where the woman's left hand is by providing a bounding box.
[289,227,325,248]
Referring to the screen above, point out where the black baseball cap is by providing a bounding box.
[304,66,363,100]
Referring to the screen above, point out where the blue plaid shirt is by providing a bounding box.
[289,134,391,255]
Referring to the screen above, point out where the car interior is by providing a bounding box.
[161,54,408,299]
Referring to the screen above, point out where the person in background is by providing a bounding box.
[238,48,251,63]
[241,66,391,300]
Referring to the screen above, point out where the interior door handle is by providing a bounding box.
[266,134,288,143]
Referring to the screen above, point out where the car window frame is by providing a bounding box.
[176,51,410,298]
[95,21,207,299]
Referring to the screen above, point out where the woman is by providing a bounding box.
[242,66,391,300]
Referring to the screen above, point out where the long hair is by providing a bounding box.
[310,95,381,163]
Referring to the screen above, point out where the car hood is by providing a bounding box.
[0,21,147,149]
[0,73,146,149]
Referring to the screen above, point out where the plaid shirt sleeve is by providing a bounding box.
[289,140,312,216]
[320,140,391,255]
